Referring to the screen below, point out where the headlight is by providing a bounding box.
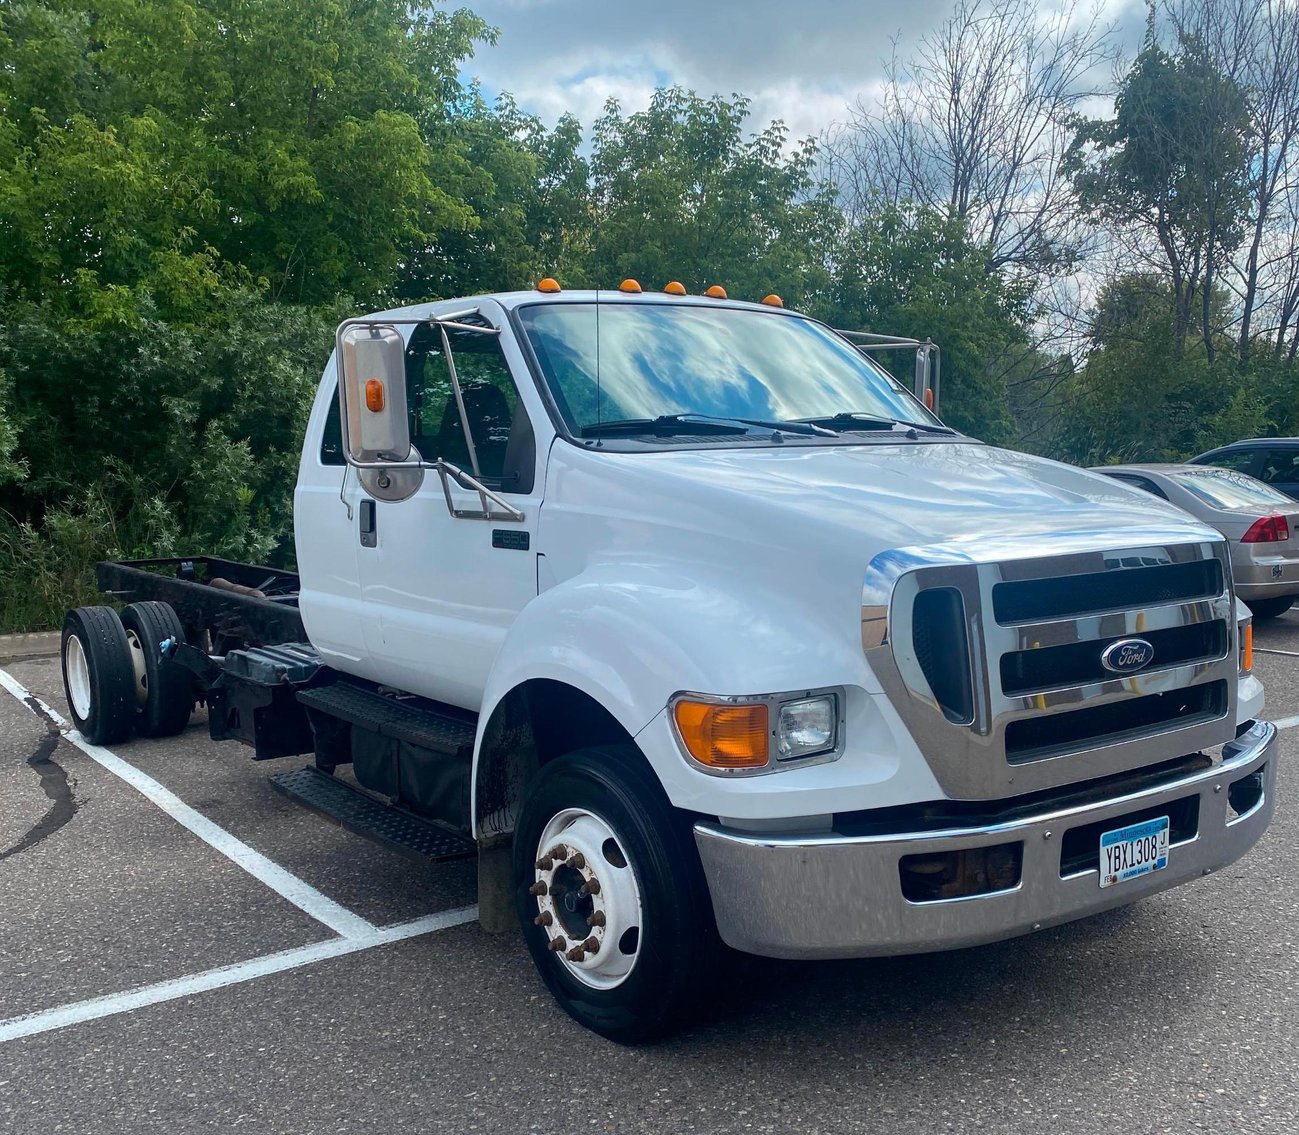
[776,695,838,759]
[670,688,844,774]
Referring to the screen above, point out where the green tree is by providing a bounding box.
[1055,273,1266,465]
[581,88,838,305]
[1066,26,1252,359]
[824,205,1032,445]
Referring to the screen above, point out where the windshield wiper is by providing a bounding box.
[794,412,958,436]
[581,413,836,439]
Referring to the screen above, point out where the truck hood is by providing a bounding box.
[570,441,1222,557]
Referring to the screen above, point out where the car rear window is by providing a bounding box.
[1171,468,1293,510]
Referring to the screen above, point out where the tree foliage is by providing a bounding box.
[8,0,1299,632]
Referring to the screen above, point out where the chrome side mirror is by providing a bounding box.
[338,325,411,463]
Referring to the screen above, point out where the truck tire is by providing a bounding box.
[120,602,193,737]
[1246,596,1293,621]
[60,606,136,745]
[513,746,720,1043]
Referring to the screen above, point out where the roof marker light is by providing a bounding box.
[761,294,784,307]
[619,278,642,293]
[537,277,561,293]
[704,285,728,299]
[664,281,687,295]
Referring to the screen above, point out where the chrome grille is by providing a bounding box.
[863,536,1238,800]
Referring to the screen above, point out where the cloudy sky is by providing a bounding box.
[461,0,1149,144]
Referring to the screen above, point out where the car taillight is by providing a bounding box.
[1242,515,1290,543]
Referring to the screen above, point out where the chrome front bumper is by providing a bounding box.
[694,721,1278,960]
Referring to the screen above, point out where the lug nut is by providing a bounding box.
[534,911,553,927]
[550,844,568,860]
[579,879,601,896]
[536,856,554,871]
[548,937,568,952]
[528,881,548,897]
[566,945,587,962]
[566,852,586,869]
[587,911,606,928]
[583,936,600,954]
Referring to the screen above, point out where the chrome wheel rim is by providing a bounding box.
[65,634,92,720]
[532,808,643,990]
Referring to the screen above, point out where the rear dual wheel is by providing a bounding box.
[60,603,192,744]
[513,746,720,1044]
[61,606,136,745]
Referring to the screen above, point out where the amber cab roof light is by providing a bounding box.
[704,285,728,299]
[536,277,561,293]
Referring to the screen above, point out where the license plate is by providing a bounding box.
[1099,816,1170,889]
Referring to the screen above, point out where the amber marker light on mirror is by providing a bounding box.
[673,700,768,768]
[364,379,385,413]
[619,279,642,293]
[704,285,728,299]
[537,277,562,293]
[664,281,687,295]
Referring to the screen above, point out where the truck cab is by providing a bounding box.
[63,283,1277,1042]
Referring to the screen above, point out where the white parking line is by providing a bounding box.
[0,905,478,1044]
[0,668,374,938]
[1271,714,1299,731]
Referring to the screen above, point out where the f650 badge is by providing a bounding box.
[1101,637,1155,674]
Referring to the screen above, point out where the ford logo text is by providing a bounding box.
[1101,638,1155,674]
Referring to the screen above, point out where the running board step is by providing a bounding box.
[297,681,476,758]
[269,767,475,861]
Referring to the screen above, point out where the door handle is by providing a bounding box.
[359,499,376,548]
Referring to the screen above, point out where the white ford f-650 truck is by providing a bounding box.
[59,283,1276,1042]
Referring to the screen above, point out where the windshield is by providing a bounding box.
[517,302,943,435]
[1171,468,1295,510]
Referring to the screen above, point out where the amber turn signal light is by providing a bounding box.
[673,700,768,768]
[364,378,385,413]
[1242,622,1253,673]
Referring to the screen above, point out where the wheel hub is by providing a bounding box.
[532,808,643,990]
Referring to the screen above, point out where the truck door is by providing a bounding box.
[354,314,542,709]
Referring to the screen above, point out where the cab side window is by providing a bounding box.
[406,324,535,493]
[320,386,345,466]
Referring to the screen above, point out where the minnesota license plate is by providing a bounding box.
[1099,816,1170,889]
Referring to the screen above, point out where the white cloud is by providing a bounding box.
[462,0,1147,142]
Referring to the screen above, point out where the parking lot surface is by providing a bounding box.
[1,621,1298,1134]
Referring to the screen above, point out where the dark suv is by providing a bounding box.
[1191,439,1299,499]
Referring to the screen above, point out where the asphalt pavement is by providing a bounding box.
[1,622,1297,1135]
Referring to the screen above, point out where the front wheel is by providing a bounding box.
[513,746,720,1043]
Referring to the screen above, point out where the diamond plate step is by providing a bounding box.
[296,681,476,757]
[269,766,475,861]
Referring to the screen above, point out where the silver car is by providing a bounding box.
[1091,463,1299,620]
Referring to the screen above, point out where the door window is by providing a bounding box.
[405,324,535,492]
[1201,448,1259,475]
[1258,448,1299,487]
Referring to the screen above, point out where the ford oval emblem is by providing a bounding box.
[1101,638,1155,674]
